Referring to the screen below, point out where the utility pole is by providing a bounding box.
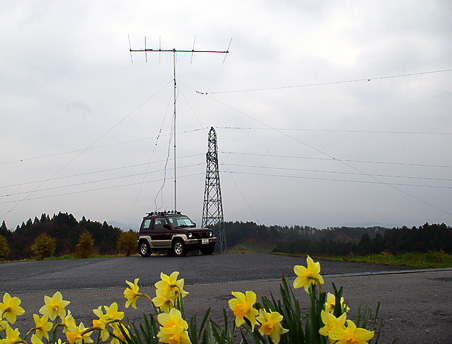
[129,38,230,211]
[202,127,226,252]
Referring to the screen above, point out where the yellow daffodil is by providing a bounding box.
[228,291,259,331]
[1,326,23,344]
[65,322,93,344]
[329,319,374,344]
[0,293,25,324]
[32,314,53,340]
[324,293,350,314]
[155,272,189,299]
[39,291,70,321]
[157,325,191,344]
[318,310,347,337]
[293,256,324,293]
[0,319,8,331]
[30,334,43,344]
[103,302,124,323]
[124,278,141,309]
[61,311,76,332]
[157,308,189,330]
[256,309,288,344]
[152,289,175,313]
[92,307,110,342]
[157,309,190,344]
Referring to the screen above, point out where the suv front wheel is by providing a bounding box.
[172,239,187,257]
[139,240,151,257]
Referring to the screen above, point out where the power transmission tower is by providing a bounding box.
[202,127,226,252]
[129,37,230,211]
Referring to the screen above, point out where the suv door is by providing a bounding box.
[150,217,172,248]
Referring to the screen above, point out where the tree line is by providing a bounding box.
[0,212,137,260]
[221,221,452,256]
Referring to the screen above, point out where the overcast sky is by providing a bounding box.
[1,0,452,230]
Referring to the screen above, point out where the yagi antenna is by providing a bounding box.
[190,35,196,64]
[129,37,229,211]
[144,36,148,63]
[128,34,133,64]
[223,37,233,64]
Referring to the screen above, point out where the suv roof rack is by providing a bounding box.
[146,210,182,216]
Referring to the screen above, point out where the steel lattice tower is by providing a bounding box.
[202,127,226,252]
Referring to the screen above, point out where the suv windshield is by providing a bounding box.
[168,215,195,228]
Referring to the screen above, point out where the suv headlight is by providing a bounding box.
[188,232,193,238]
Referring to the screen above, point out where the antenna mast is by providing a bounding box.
[129,38,229,211]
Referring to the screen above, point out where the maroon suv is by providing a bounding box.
[137,211,217,257]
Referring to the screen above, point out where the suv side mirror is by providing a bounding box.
[163,224,171,230]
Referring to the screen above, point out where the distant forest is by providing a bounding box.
[222,221,452,256]
[0,213,451,261]
[0,212,122,260]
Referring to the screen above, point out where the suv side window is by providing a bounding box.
[142,219,151,230]
[153,217,167,230]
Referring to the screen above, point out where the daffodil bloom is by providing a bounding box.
[39,291,70,321]
[1,326,23,344]
[324,293,350,314]
[103,302,124,323]
[30,334,43,344]
[157,308,189,330]
[228,291,259,331]
[293,256,324,293]
[256,309,288,344]
[328,319,374,344]
[61,311,76,332]
[152,289,175,313]
[0,293,25,324]
[157,325,191,344]
[32,314,53,340]
[65,322,93,344]
[318,310,347,337]
[157,308,190,344]
[92,307,110,341]
[155,272,189,299]
[124,278,141,309]
[0,319,8,331]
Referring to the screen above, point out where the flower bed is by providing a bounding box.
[0,256,383,344]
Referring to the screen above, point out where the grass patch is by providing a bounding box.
[317,251,452,269]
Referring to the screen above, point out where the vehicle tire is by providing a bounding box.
[172,239,187,257]
[201,244,215,255]
[139,240,151,257]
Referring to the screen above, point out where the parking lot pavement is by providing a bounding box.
[10,268,452,344]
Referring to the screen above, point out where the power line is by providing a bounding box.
[204,68,452,94]
[222,163,452,183]
[0,173,204,205]
[223,170,452,190]
[0,163,204,199]
[215,126,452,136]
[220,151,452,169]
[207,96,452,218]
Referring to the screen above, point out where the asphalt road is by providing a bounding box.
[1,254,451,343]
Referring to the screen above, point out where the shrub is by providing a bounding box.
[30,233,56,260]
[0,235,10,260]
[74,230,94,258]
[117,230,138,256]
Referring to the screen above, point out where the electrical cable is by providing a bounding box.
[0,81,173,221]
[206,95,452,218]
[203,68,452,94]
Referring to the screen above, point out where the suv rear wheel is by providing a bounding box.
[139,240,151,257]
[172,239,187,257]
